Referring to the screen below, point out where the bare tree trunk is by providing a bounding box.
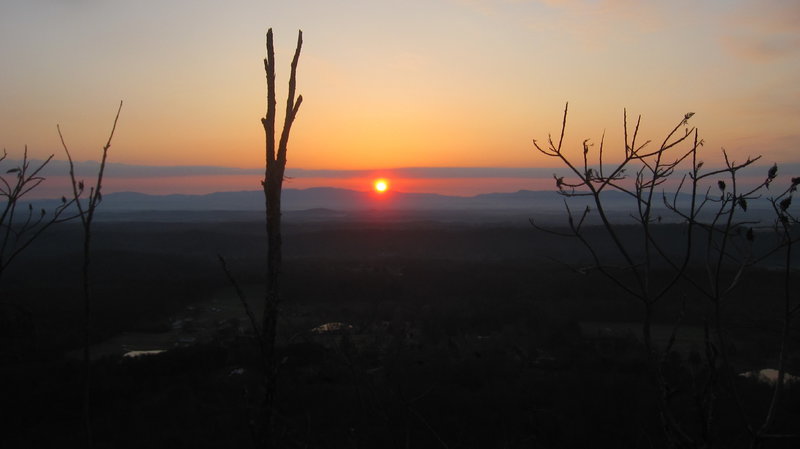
[260,28,303,449]
[81,227,93,449]
[58,101,122,449]
[262,173,282,446]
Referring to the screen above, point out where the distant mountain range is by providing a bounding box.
[23,187,775,223]
[29,188,616,212]
[109,188,573,211]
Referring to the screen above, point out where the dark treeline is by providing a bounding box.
[3,217,798,448]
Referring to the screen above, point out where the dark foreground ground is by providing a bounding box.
[2,213,799,448]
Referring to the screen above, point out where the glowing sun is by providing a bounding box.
[374,179,389,193]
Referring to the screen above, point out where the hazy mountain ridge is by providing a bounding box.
[30,188,576,212]
[21,187,776,224]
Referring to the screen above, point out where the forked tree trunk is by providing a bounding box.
[58,101,122,449]
[260,28,302,448]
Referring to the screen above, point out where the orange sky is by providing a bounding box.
[107,176,555,196]
[1,1,798,196]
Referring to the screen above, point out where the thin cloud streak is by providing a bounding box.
[28,160,263,179]
[23,160,564,180]
[22,160,800,181]
[290,167,561,179]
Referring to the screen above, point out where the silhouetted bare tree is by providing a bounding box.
[532,104,798,448]
[751,180,800,448]
[261,28,303,448]
[57,100,123,449]
[0,149,74,283]
[0,149,75,360]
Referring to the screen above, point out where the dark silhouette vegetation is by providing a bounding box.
[218,28,303,448]
[0,150,73,282]
[57,101,123,448]
[0,148,75,363]
[257,28,302,449]
[3,213,798,448]
[533,104,800,448]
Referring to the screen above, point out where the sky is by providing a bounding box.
[1,0,798,196]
